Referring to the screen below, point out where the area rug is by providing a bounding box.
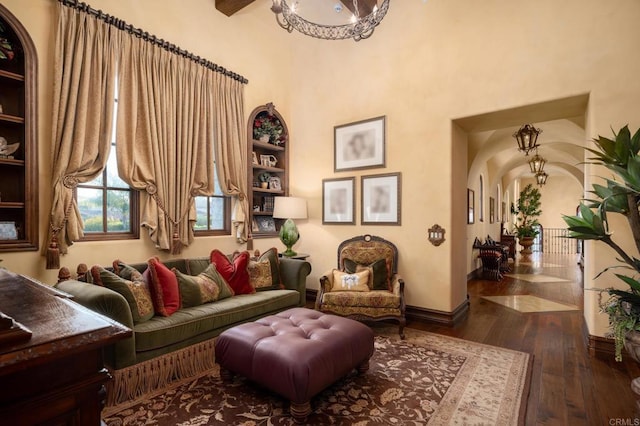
[102,328,532,425]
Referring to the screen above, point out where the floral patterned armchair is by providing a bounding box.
[315,234,406,339]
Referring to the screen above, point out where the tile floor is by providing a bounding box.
[482,294,579,312]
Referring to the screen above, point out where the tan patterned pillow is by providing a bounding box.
[331,269,370,292]
[90,265,154,323]
[248,258,273,290]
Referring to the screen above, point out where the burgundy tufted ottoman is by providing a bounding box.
[214,307,375,422]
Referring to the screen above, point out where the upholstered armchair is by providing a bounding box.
[315,234,406,339]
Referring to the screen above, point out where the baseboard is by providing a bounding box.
[587,333,616,358]
[306,289,318,304]
[468,267,482,281]
[307,289,470,327]
[406,298,470,327]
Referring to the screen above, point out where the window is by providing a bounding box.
[75,92,229,240]
[76,142,139,240]
[194,169,231,235]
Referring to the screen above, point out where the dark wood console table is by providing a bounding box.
[500,234,517,260]
[0,270,131,425]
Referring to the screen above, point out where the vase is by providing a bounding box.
[260,182,268,189]
[259,134,270,143]
[624,331,640,409]
[519,236,534,258]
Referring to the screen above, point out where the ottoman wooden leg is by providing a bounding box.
[290,400,311,423]
[356,358,370,374]
[219,367,233,382]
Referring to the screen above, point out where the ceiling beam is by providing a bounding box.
[215,0,256,17]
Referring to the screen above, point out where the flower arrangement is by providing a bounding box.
[0,22,15,61]
[253,112,285,145]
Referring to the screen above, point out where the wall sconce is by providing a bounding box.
[428,224,446,246]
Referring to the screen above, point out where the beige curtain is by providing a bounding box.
[213,74,248,243]
[116,35,223,252]
[45,3,119,268]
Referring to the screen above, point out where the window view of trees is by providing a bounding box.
[76,144,136,236]
[194,171,230,235]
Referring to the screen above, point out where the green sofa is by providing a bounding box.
[55,255,311,405]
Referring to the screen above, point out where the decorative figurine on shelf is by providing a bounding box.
[0,137,19,159]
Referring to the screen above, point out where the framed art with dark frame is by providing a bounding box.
[467,189,475,224]
[361,172,401,225]
[322,177,355,224]
[334,115,385,172]
[253,216,276,233]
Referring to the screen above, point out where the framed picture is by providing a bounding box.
[0,221,17,239]
[489,197,495,224]
[361,172,401,225]
[467,189,475,224]
[268,176,281,190]
[254,216,276,233]
[323,177,355,224]
[334,115,385,172]
[252,151,258,165]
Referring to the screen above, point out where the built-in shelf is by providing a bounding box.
[0,113,24,124]
[0,69,24,81]
[0,202,25,209]
[247,103,289,238]
[0,5,38,251]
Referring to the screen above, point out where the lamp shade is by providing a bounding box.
[273,197,307,220]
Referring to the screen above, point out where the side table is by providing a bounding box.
[279,253,309,260]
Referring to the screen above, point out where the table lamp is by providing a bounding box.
[272,196,307,257]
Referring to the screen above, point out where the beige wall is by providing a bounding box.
[2,0,640,338]
[536,176,583,229]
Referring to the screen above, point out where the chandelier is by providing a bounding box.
[270,0,391,41]
[513,124,542,156]
[528,149,546,174]
[535,171,548,186]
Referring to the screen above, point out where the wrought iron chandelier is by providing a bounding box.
[270,0,391,41]
[513,124,542,156]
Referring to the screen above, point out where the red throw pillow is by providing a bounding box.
[147,257,181,316]
[210,249,254,295]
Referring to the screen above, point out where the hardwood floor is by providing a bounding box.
[407,253,640,425]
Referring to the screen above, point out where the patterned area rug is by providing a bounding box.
[103,328,531,425]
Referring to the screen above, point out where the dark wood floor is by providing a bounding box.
[406,253,640,425]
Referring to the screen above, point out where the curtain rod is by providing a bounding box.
[57,0,248,84]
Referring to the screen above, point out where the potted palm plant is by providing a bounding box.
[562,125,640,364]
[512,183,542,256]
